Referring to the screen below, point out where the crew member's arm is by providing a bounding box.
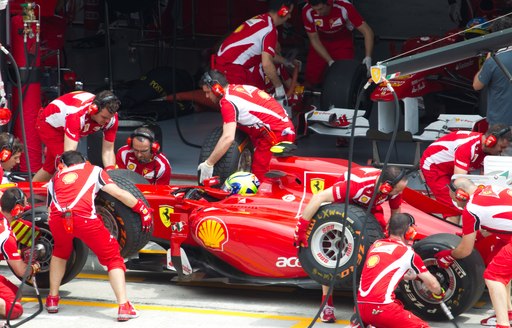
[356,22,374,60]
[101,139,116,169]
[417,270,443,295]
[63,135,79,152]
[205,122,237,166]
[451,231,477,259]
[473,53,491,90]
[302,187,335,220]
[262,51,284,91]
[306,31,333,65]
[7,259,31,278]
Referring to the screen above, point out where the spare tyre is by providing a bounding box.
[298,203,384,289]
[198,127,254,185]
[398,233,485,321]
[96,173,152,257]
[320,60,368,111]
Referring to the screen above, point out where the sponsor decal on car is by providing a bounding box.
[196,217,228,251]
[276,256,302,268]
[158,205,174,228]
[310,178,325,194]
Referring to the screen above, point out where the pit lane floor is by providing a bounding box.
[0,253,497,328]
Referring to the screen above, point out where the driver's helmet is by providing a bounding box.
[222,171,260,195]
[464,17,491,39]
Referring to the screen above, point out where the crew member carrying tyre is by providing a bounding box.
[294,165,408,323]
[420,123,511,224]
[45,150,153,321]
[116,127,172,185]
[351,213,444,328]
[435,177,512,328]
[0,188,40,320]
[198,70,296,183]
[33,90,121,182]
[301,0,374,88]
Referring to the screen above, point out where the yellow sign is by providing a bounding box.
[371,66,382,84]
[159,205,174,228]
[366,255,380,268]
[197,217,228,250]
[310,178,325,194]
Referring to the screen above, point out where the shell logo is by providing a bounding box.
[366,255,380,268]
[62,172,78,184]
[258,90,271,100]
[127,163,136,171]
[196,217,228,251]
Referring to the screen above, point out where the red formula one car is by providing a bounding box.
[8,130,497,321]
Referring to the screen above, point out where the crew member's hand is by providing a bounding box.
[104,165,117,171]
[432,287,446,301]
[198,161,214,184]
[30,262,41,276]
[293,216,311,248]
[328,60,335,67]
[435,249,455,268]
[362,56,372,76]
[131,199,153,232]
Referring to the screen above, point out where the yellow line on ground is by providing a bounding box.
[20,297,349,325]
[76,273,145,282]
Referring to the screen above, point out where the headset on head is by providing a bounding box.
[447,180,470,202]
[379,168,406,195]
[403,213,417,241]
[56,152,87,171]
[484,126,511,148]
[202,72,225,98]
[126,129,161,155]
[88,94,119,116]
[0,134,15,162]
[10,188,25,218]
[277,3,291,17]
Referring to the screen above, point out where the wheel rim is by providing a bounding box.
[310,221,355,269]
[238,148,252,172]
[20,226,53,273]
[407,258,456,304]
[97,206,119,239]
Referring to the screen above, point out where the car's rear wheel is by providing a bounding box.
[198,127,254,185]
[14,207,89,288]
[398,233,485,321]
[298,204,384,289]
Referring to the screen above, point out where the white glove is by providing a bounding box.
[362,56,372,76]
[0,0,7,11]
[274,85,285,99]
[328,60,335,67]
[448,0,462,25]
[198,161,214,184]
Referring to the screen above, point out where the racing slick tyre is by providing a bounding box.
[107,168,149,185]
[320,59,369,111]
[298,203,384,289]
[14,207,89,289]
[398,233,485,321]
[96,173,152,258]
[198,127,254,185]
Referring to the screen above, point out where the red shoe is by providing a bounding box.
[480,310,512,326]
[45,295,60,314]
[320,305,336,323]
[118,301,139,321]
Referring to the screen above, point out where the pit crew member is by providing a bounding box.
[420,123,511,224]
[198,70,295,183]
[0,188,40,319]
[0,133,23,183]
[435,177,512,328]
[301,0,374,87]
[116,127,171,185]
[45,150,153,321]
[294,165,408,323]
[473,16,512,128]
[212,0,296,102]
[34,90,121,182]
[353,213,443,328]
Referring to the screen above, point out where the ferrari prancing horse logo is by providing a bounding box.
[310,178,325,194]
[159,205,174,228]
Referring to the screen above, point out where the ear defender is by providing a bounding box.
[403,213,417,241]
[126,131,161,155]
[10,188,25,218]
[88,94,119,116]
[484,127,511,148]
[202,72,225,97]
[448,181,470,202]
[0,134,15,162]
[379,169,406,195]
[277,4,290,17]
